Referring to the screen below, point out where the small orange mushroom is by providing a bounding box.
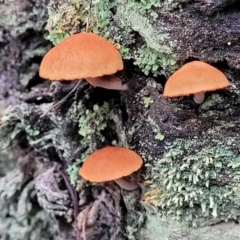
[79,146,143,191]
[163,61,230,104]
[39,32,127,90]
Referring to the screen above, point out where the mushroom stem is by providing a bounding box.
[114,177,140,191]
[86,76,128,90]
[193,92,205,104]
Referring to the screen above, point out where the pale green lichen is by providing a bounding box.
[144,137,240,226]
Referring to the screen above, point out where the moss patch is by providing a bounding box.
[144,137,240,226]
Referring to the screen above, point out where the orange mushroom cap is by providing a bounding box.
[39,33,123,80]
[79,147,143,182]
[163,61,230,97]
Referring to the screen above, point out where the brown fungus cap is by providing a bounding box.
[39,33,123,80]
[163,61,230,97]
[79,147,143,182]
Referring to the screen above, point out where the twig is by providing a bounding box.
[56,168,80,240]
[41,80,82,117]
[22,92,53,103]
[82,204,93,240]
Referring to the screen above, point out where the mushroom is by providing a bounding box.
[86,75,128,90]
[39,32,127,90]
[163,61,230,104]
[79,146,143,191]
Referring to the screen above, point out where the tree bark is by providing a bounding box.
[1,0,240,239]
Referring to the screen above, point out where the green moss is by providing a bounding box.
[147,117,164,141]
[66,163,79,185]
[46,0,178,76]
[128,0,161,18]
[88,0,115,38]
[119,45,131,59]
[144,137,240,226]
[47,1,86,45]
[66,100,120,184]
[115,1,178,76]
[78,102,114,160]
[134,44,177,76]
[78,102,109,139]
[46,0,116,44]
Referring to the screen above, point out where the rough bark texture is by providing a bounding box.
[1,0,240,239]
